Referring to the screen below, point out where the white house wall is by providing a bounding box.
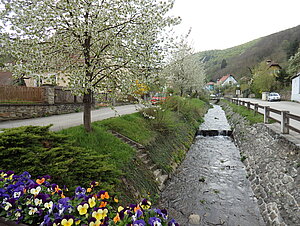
[291,75,300,102]
[222,76,237,86]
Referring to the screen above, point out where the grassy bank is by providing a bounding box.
[0,96,209,204]
[221,99,265,124]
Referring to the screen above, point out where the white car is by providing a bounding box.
[267,92,281,101]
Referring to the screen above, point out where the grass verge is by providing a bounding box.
[0,96,209,204]
[221,99,265,124]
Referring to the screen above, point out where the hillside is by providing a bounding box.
[194,25,300,81]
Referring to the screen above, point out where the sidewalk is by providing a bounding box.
[0,104,141,131]
[266,123,300,147]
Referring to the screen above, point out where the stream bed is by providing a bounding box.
[159,105,265,226]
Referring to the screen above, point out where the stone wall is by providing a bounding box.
[220,102,299,226]
[0,103,84,121]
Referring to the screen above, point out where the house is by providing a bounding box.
[291,73,300,102]
[217,74,238,86]
[206,82,215,91]
[266,60,282,76]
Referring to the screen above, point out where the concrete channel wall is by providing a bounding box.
[221,102,300,226]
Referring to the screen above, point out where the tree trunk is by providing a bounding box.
[83,90,92,132]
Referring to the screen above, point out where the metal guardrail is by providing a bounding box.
[227,98,300,135]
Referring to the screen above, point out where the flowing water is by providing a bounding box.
[159,105,265,226]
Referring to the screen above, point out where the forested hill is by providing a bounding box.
[194,25,300,81]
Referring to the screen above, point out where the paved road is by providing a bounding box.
[0,104,141,131]
[237,98,300,131]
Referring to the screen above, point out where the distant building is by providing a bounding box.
[217,74,238,86]
[266,60,282,76]
[206,82,215,91]
[291,73,300,102]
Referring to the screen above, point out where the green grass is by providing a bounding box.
[59,125,135,168]
[0,96,210,204]
[96,113,156,145]
[223,100,265,124]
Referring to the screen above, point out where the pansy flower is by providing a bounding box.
[140,199,151,210]
[77,203,89,215]
[88,217,101,226]
[61,215,74,226]
[113,213,121,223]
[155,208,168,220]
[44,201,54,210]
[99,201,107,208]
[148,217,162,226]
[132,209,143,222]
[88,196,96,208]
[41,214,51,226]
[30,186,41,195]
[28,207,38,215]
[98,190,109,200]
[92,208,108,221]
[34,198,43,206]
[168,219,179,226]
[3,198,16,211]
[133,219,146,226]
[4,201,12,211]
[75,186,86,199]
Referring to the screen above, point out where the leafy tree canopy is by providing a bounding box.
[287,47,300,77]
[0,0,180,131]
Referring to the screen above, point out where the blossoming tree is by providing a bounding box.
[0,0,179,131]
[163,36,206,97]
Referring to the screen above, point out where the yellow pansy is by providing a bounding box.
[61,218,74,226]
[88,197,96,208]
[117,206,124,212]
[89,221,101,226]
[77,203,89,215]
[92,208,108,221]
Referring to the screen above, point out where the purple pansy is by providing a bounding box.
[168,219,180,226]
[148,217,162,226]
[133,219,146,226]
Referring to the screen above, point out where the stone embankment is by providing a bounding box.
[221,102,300,226]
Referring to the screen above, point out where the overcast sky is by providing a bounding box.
[170,0,300,52]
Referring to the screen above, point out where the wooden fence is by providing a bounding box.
[0,86,44,103]
[229,98,300,134]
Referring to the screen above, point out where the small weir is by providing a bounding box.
[159,105,265,226]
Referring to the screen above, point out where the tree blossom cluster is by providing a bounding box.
[0,170,179,225]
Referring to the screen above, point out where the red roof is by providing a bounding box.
[219,74,231,82]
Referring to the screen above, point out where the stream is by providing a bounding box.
[159,105,265,226]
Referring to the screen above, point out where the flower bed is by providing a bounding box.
[0,171,179,226]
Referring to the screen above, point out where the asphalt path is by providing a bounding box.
[0,104,142,131]
[236,98,300,131]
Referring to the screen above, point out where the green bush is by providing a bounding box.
[0,125,120,193]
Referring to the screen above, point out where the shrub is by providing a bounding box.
[0,126,120,193]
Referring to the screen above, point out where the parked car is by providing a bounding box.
[267,92,281,101]
[150,92,167,105]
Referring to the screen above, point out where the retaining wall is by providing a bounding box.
[221,102,299,226]
[0,103,84,121]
